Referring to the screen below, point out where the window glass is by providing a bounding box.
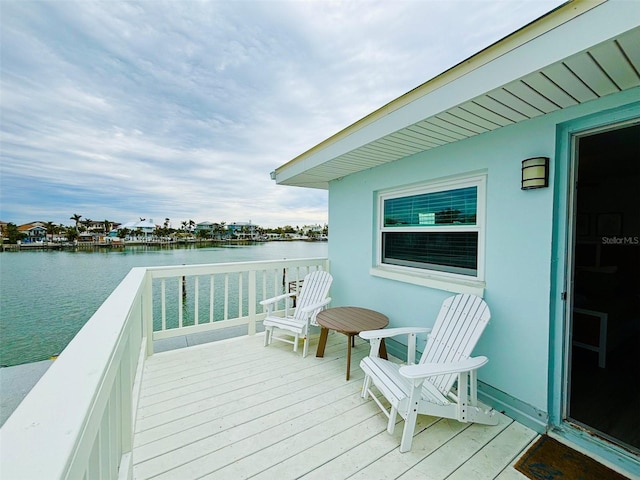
[382,231,478,276]
[378,177,484,279]
[384,186,477,227]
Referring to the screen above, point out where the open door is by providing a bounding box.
[568,123,639,453]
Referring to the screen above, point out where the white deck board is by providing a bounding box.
[447,421,538,480]
[133,332,537,479]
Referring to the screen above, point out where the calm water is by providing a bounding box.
[0,242,327,367]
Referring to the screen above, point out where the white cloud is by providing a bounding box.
[0,0,564,228]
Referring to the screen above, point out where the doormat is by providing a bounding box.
[514,435,630,480]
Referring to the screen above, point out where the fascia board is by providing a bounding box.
[275,0,638,185]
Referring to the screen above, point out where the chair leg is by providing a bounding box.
[302,336,309,358]
[293,334,299,352]
[399,411,417,453]
[399,388,421,453]
[362,375,371,399]
[387,406,397,434]
[264,327,271,346]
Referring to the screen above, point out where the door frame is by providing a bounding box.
[549,103,640,474]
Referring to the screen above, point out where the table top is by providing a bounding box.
[316,306,388,334]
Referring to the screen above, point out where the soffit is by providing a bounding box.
[275,8,640,189]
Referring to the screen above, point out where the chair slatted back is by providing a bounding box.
[293,270,333,324]
[420,294,491,396]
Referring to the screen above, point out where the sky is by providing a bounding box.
[1,0,566,229]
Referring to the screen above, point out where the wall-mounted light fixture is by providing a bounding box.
[521,157,549,190]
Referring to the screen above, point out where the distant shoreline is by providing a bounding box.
[1,237,327,252]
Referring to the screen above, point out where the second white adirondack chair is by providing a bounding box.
[261,270,333,357]
[359,293,498,452]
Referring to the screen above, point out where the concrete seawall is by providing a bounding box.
[0,360,54,426]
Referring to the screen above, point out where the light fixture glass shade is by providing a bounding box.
[521,157,549,190]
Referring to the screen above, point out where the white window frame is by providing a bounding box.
[371,174,486,296]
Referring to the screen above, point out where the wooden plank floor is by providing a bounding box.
[133,332,537,479]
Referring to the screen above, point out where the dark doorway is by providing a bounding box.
[569,123,640,453]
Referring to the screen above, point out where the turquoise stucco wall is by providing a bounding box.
[327,88,639,417]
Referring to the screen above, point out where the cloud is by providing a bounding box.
[0,0,564,228]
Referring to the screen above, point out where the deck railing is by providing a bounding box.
[0,257,329,480]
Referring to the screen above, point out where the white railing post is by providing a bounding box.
[194,276,200,325]
[248,269,257,335]
[224,274,229,321]
[161,279,166,331]
[119,333,133,480]
[143,271,154,357]
[238,272,243,319]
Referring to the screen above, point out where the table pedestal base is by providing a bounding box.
[317,328,387,380]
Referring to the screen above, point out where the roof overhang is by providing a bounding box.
[272,0,640,189]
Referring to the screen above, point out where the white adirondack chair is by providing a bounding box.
[261,270,333,357]
[359,293,498,452]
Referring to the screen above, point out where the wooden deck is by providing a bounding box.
[133,331,537,479]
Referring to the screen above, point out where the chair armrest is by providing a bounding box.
[361,327,431,363]
[259,293,294,306]
[298,297,332,314]
[399,356,488,380]
[359,327,431,340]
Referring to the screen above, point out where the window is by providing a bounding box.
[376,175,486,282]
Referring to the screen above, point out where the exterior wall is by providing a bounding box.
[328,88,639,420]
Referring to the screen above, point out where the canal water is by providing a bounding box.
[0,241,328,367]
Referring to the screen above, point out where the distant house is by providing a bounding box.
[17,222,47,242]
[78,232,101,243]
[77,220,120,235]
[120,219,157,238]
[228,221,259,239]
[51,232,67,242]
[271,1,639,475]
[301,224,323,234]
[194,221,223,238]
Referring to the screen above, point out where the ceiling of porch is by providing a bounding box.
[275,21,640,190]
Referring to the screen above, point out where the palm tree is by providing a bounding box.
[117,227,131,240]
[103,220,112,235]
[70,214,82,229]
[44,221,57,242]
[220,222,227,239]
[65,226,79,243]
[80,218,92,233]
[5,223,25,244]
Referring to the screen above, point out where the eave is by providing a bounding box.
[272,0,640,189]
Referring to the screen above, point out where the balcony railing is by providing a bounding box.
[0,257,329,480]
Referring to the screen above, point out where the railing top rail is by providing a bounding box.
[145,257,329,278]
